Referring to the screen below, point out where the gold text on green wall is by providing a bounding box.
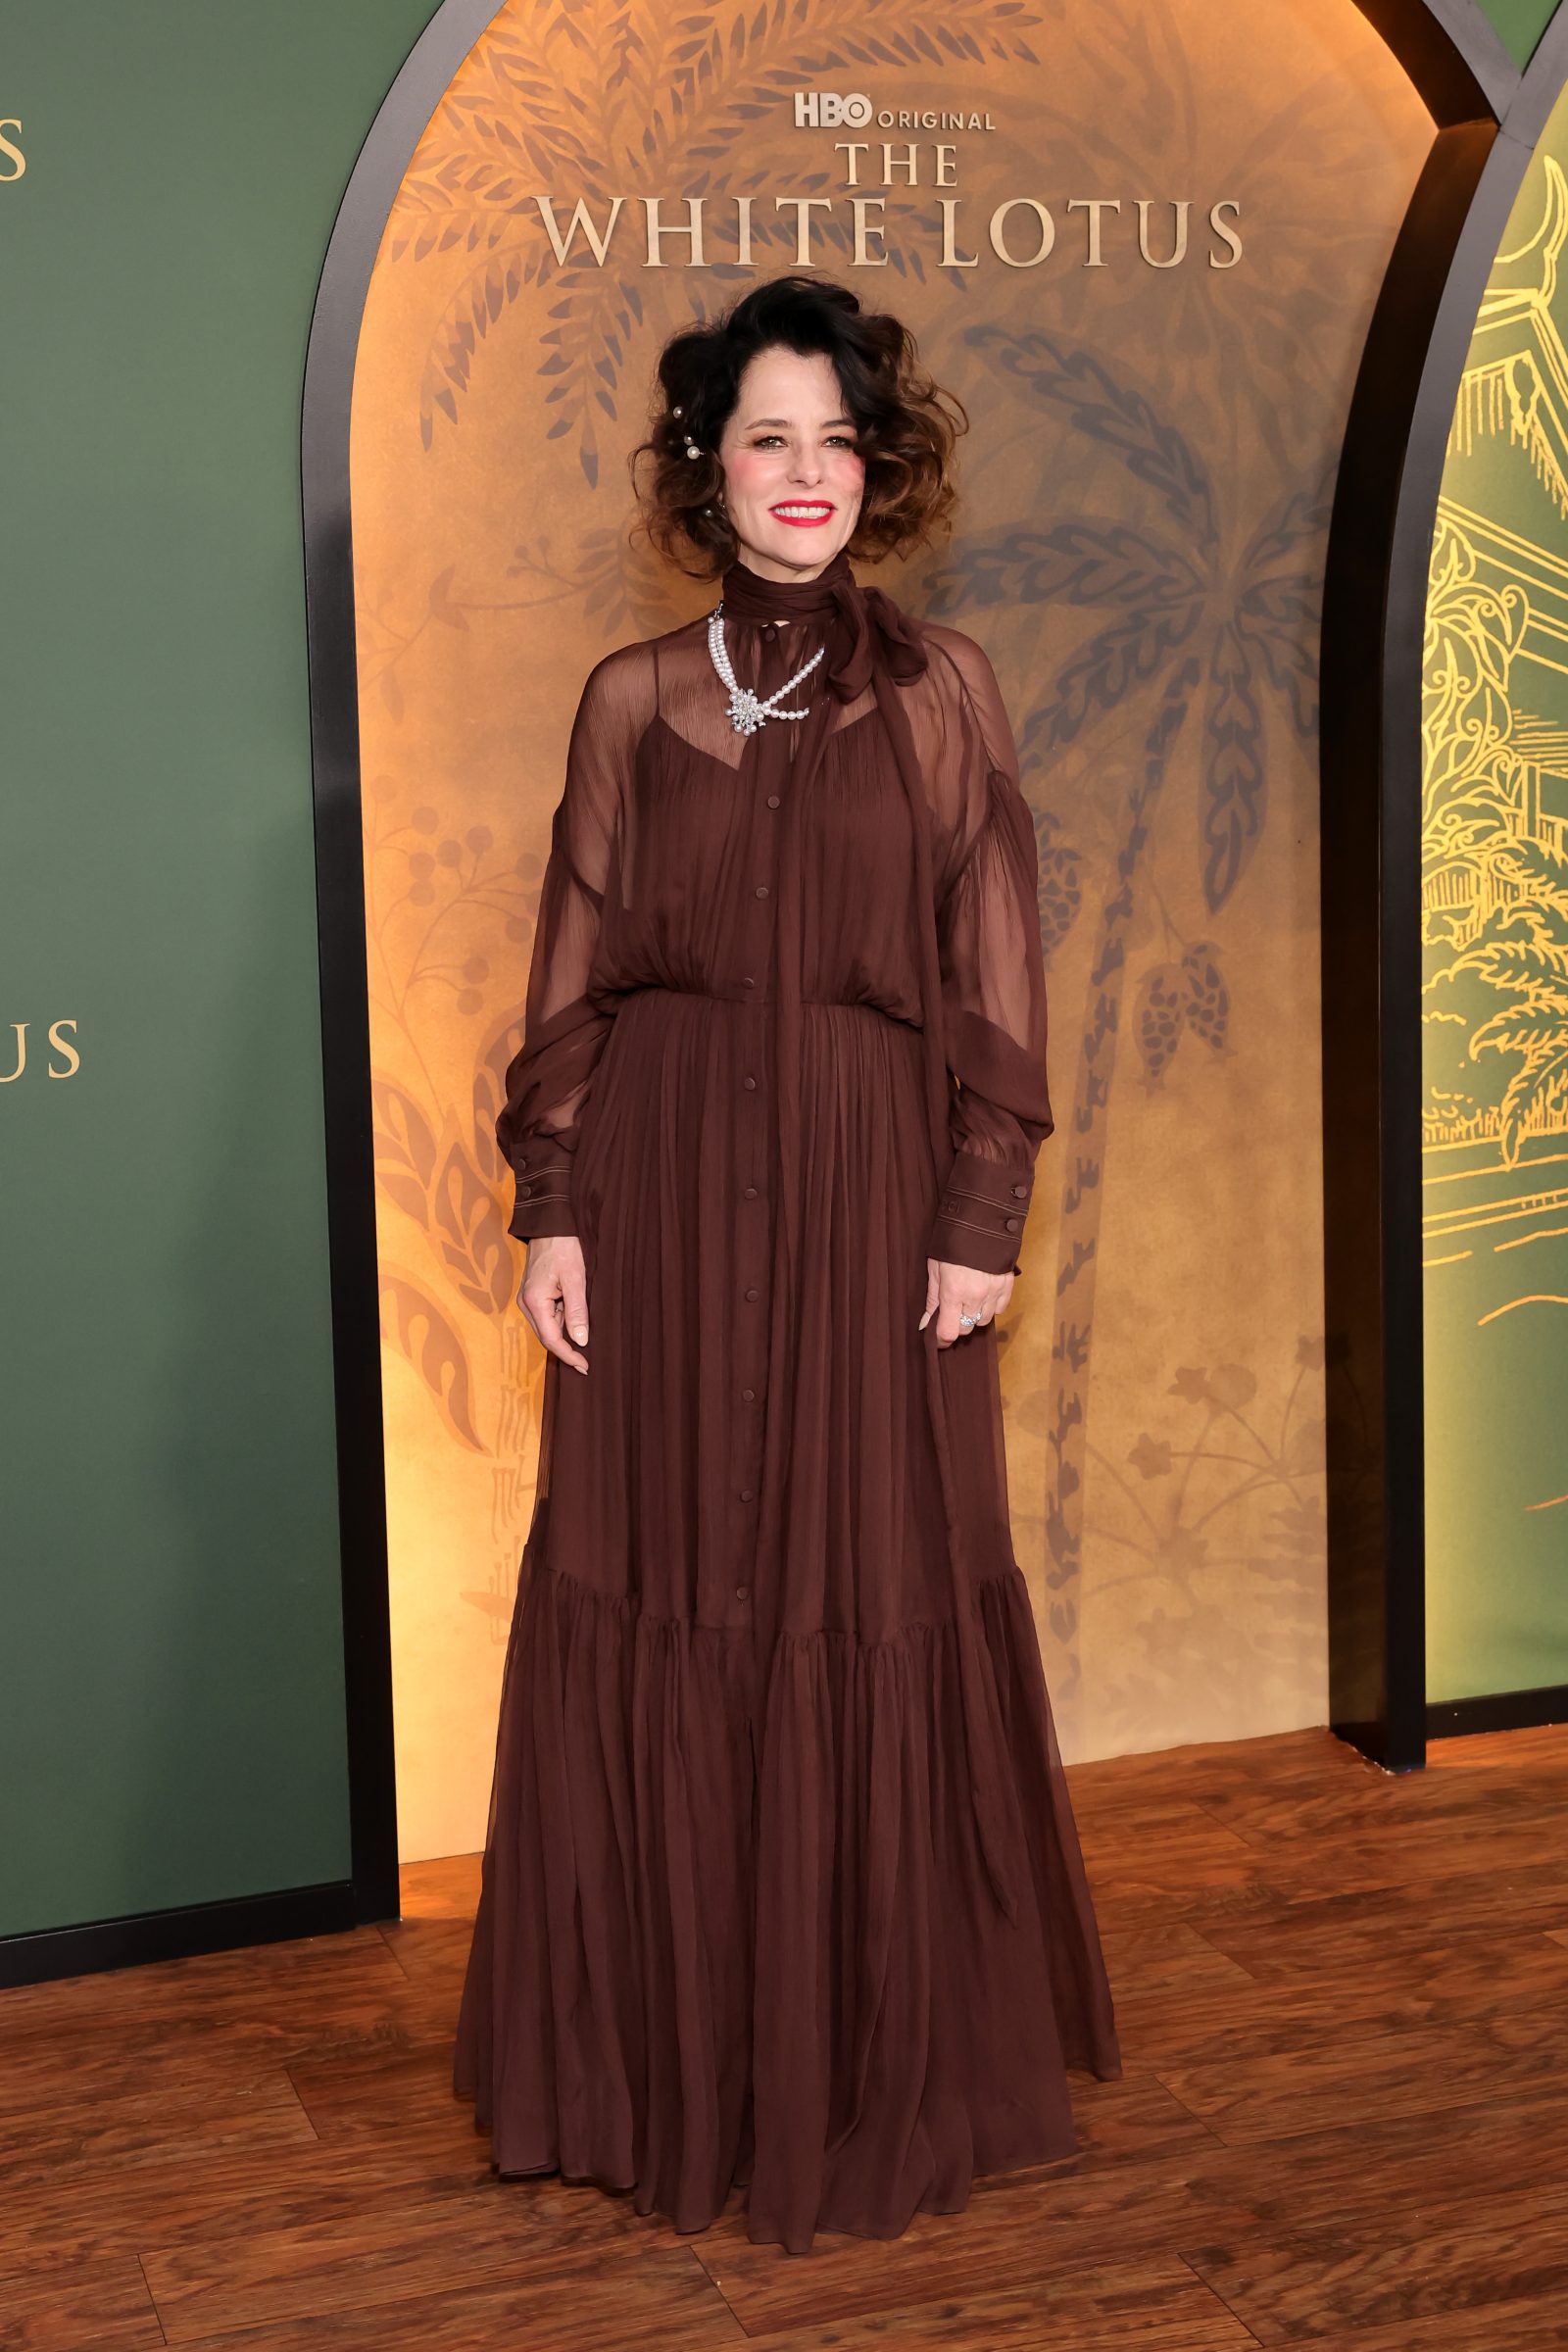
[1,1025,79,1082]
[0,122,24,182]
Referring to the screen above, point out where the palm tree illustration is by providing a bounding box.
[1422,516,1568,1161]
[924,323,1325,1728]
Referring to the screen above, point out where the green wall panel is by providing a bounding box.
[1478,0,1561,72]
[0,0,436,1935]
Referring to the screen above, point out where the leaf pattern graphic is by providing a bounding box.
[379,1269,485,1453]
[1200,618,1265,909]
[1133,962,1187,1082]
[433,1128,515,1315]
[372,1078,438,1229]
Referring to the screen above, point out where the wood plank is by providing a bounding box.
[166,2244,741,2350]
[1163,2090,1568,2245]
[0,2110,515,2266]
[371,1914,474,1991]
[0,2256,165,2351]
[1295,2295,1568,2350]
[1179,2213,1568,2344]
[0,1931,412,2043]
[0,2071,318,2194]
[1113,1933,1568,2072]
[1177,1854,1568,1980]
[1095,1922,1254,1997]
[722,2251,1250,2349]
[1156,2026,1568,2144]
[688,2169,1256,2335]
[141,2193,722,2342]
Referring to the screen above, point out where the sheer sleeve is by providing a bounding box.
[925,629,1055,1279]
[496,647,635,1244]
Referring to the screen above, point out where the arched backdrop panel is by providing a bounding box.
[335,0,1432,1857]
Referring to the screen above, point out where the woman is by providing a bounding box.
[454,272,1120,2254]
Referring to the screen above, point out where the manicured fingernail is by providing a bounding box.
[572,1327,588,1343]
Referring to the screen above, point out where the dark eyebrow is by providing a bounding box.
[743,416,858,430]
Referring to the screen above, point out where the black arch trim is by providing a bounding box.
[296,0,514,1933]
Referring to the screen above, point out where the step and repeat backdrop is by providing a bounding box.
[8,0,1561,1937]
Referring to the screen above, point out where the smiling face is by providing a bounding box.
[714,345,866,584]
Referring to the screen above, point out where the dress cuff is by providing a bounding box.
[506,1148,577,1243]
[928,1149,1033,1277]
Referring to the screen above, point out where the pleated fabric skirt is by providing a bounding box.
[454,984,1121,2252]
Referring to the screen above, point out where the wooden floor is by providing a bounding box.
[6,1723,1568,2349]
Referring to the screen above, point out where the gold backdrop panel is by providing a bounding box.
[350,0,1432,1856]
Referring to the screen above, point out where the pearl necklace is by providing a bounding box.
[707,601,824,735]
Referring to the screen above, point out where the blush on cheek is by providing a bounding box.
[725,452,775,498]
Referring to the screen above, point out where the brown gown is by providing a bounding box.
[453,541,1121,2252]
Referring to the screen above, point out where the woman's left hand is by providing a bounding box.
[919,1257,1013,1347]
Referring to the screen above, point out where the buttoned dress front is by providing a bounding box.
[453,544,1121,2253]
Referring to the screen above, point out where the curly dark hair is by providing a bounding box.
[628,273,968,581]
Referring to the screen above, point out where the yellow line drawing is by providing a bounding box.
[1423,153,1568,1206]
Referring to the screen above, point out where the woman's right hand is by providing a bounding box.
[518,1235,591,1373]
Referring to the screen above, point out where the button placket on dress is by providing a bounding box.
[727,614,796,1631]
